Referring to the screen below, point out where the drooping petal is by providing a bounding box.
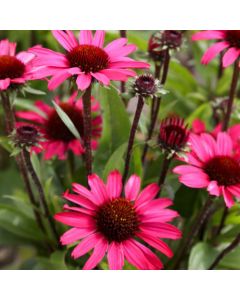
[137,232,173,258]
[192,30,225,41]
[83,236,108,270]
[178,173,209,188]
[122,239,151,270]
[91,72,110,85]
[54,212,94,228]
[201,41,228,64]
[207,181,220,196]
[140,223,182,240]
[222,186,235,208]
[71,232,102,259]
[60,227,95,245]
[48,70,72,90]
[222,47,240,67]
[0,79,10,90]
[76,73,92,90]
[107,242,124,270]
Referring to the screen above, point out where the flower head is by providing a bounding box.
[192,30,240,67]
[16,92,102,160]
[12,124,39,148]
[173,132,240,208]
[159,116,189,154]
[54,170,181,270]
[131,73,163,98]
[148,31,182,61]
[0,39,36,91]
[29,30,150,91]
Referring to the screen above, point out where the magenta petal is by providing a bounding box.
[0,78,10,90]
[16,51,35,64]
[83,236,108,270]
[63,190,96,210]
[54,211,93,228]
[72,183,97,205]
[106,170,122,199]
[173,165,202,175]
[137,232,173,258]
[71,232,102,259]
[179,173,209,188]
[48,70,72,90]
[207,181,220,196]
[222,187,235,208]
[136,241,163,270]
[52,30,76,51]
[222,47,240,68]
[0,39,16,56]
[124,175,141,200]
[192,119,206,134]
[104,38,127,52]
[216,132,233,156]
[107,242,124,270]
[92,30,105,47]
[135,183,159,207]
[91,72,110,85]
[122,239,151,269]
[192,30,224,41]
[79,30,93,45]
[60,227,95,245]
[88,174,109,205]
[76,73,92,90]
[201,41,228,64]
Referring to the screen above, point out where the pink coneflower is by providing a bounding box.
[16,92,102,160]
[159,116,189,154]
[191,119,240,158]
[54,170,181,270]
[0,39,36,91]
[173,132,240,208]
[192,30,240,67]
[29,30,150,91]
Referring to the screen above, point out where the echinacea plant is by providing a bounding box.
[1,30,240,271]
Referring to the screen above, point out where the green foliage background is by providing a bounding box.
[0,30,240,270]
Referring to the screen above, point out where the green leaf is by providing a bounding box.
[0,136,12,152]
[0,204,45,242]
[173,185,200,218]
[52,101,81,140]
[94,86,131,175]
[185,102,211,125]
[103,143,126,180]
[33,250,68,270]
[23,86,46,95]
[188,242,218,270]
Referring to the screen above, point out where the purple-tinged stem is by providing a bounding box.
[82,85,93,176]
[122,95,144,184]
